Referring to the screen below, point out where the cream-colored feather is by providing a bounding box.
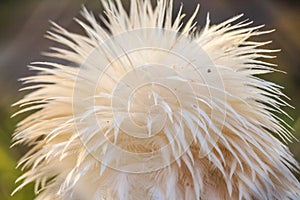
[12,0,300,199]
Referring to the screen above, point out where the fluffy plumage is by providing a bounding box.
[12,0,300,199]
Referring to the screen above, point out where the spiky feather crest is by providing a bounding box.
[12,0,300,199]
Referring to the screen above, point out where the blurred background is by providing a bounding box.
[0,0,299,199]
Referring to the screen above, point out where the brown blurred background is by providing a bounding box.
[0,0,299,199]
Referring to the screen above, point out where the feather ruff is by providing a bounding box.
[12,0,300,199]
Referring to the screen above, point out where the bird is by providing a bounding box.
[12,0,300,199]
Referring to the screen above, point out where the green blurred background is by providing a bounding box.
[0,0,299,199]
